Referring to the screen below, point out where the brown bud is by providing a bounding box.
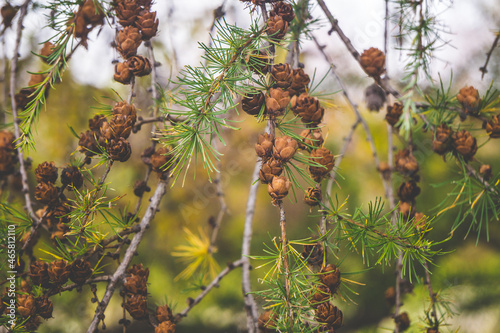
[395,312,410,331]
[114,62,133,84]
[69,259,93,285]
[360,47,385,77]
[29,261,50,288]
[126,55,152,76]
[270,2,295,22]
[377,162,391,180]
[271,63,292,89]
[365,83,386,111]
[35,182,59,205]
[61,166,84,188]
[255,133,274,159]
[242,92,265,116]
[397,180,421,202]
[399,202,414,220]
[0,130,15,151]
[107,138,132,162]
[156,304,174,323]
[452,130,477,161]
[48,260,70,285]
[432,124,452,155]
[457,86,480,115]
[151,147,174,173]
[134,180,151,197]
[1,3,18,28]
[89,114,107,131]
[310,284,330,308]
[298,129,324,150]
[384,286,395,306]
[479,164,492,181]
[309,148,335,183]
[291,93,324,126]
[115,0,140,26]
[259,158,283,184]
[17,294,36,317]
[287,68,310,97]
[319,264,341,294]
[35,295,53,319]
[0,148,16,177]
[116,26,142,59]
[35,161,58,184]
[315,302,343,329]
[78,130,104,156]
[394,149,419,176]
[137,10,159,40]
[386,103,403,127]
[413,212,427,232]
[258,310,277,332]
[24,315,42,331]
[302,243,323,266]
[267,176,291,203]
[303,187,322,206]
[40,41,56,64]
[125,294,148,319]
[265,88,290,117]
[80,0,104,26]
[485,114,500,139]
[266,13,288,41]
[155,321,176,333]
[14,88,35,110]
[273,136,298,162]
[127,263,150,278]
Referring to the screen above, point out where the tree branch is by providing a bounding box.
[479,33,499,79]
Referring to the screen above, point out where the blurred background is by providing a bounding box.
[1,0,500,332]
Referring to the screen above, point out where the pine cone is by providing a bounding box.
[273,136,298,163]
[107,138,132,162]
[265,88,290,117]
[247,50,270,74]
[457,86,480,115]
[155,321,176,333]
[124,274,148,295]
[156,304,174,323]
[365,83,386,111]
[291,93,324,126]
[394,149,418,176]
[89,114,107,131]
[109,114,135,139]
[302,243,323,265]
[17,294,36,317]
[127,55,152,76]
[384,286,396,306]
[287,68,310,96]
[127,263,150,278]
[0,148,15,177]
[137,10,159,40]
[24,315,42,331]
[134,180,151,196]
[399,202,414,220]
[114,62,133,84]
[397,180,421,202]
[80,0,104,26]
[35,161,58,184]
[319,264,341,294]
[116,26,142,58]
[35,295,53,319]
[43,202,71,229]
[479,164,492,181]
[1,3,18,28]
[242,92,265,116]
[267,176,291,203]
[0,130,15,151]
[360,47,385,77]
[35,182,59,205]
[48,260,70,285]
[298,129,324,149]
[40,41,56,64]
[271,63,292,89]
[78,130,104,156]
[125,294,148,319]
[266,13,288,41]
[432,124,452,155]
[259,158,283,184]
[29,261,50,288]
[151,147,174,173]
[310,284,330,308]
[115,0,140,26]
[309,148,335,183]
[452,130,477,161]
[315,302,343,329]
[255,133,274,159]
[386,103,403,127]
[395,312,410,331]
[270,2,295,22]
[303,187,322,206]
[72,13,91,45]
[258,310,277,332]
[69,259,93,284]
[377,162,391,180]
[60,166,84,189]
[485,114,500,138]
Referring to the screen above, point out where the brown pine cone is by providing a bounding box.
[89,114,107,131]
[386,103,403,127]
[432,124,452,155]
[61,166,84,188]
[40,41,56,64]
[114,62,133,84]
[1,3,18,28]
[255,133,274,159]
[78,130,104,156]
[384,286,396,306]
[35,295,53,319]
[24,315,42,331]
[310,284,330,308]
[265,88,290,117]
[125,294,148,319]
[287,68,310,96]
[69,259,93,284]
[107,138,132,162]
[452,130,477,161]
[72,13,91,45]
[17,294,36,317]
[35,161,58,184]
[29,261,50,288]
[151,147,174,173]
[271,63,292,89]
[360,47,385,77]
[319,264,341,294]
[127,55,152,76]
[124,274,148,295]
[156,304,174,323]
[115,0,140,26]
[302,243,323,265]
[116,26,142,58]
[109,113,135,139]
[127,263,150,278]
[270,2,295,22]
[309,148,335,183]
[273,136,298,163]
[394,149,419,176]
[43,201,71,229]
[303,187,322,206]
[113,101,137,120]
[266,13,288,41]
[365,83,386,111]
[397,180,421,202]
[298,129,324,149]
[0,148,15,177]
[258,310,277,332]
[259,158,283,184]
[35,182,59,205]
[137,10,159,40]
[457,86,480,115]
[480,164,492,181]
[291,93,324,126]
[134,180,151,197]
[0,130,15,151]
[51,222,70,241]
[399,202,414,220]
[14,88,35,110]
[377,162,391,181]
[485,114,500,138]
[138,0,153,9]
[155,321,176,333]
[395,312,410,331]
[267,176,291,203]
[80,0,104,26]
[242,92,265,116]
[315,302,343,329]
[48,260,70,285]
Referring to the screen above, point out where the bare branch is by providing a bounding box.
[479,33,499,79]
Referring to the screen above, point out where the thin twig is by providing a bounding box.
[479,33,499,79]
[209,150,228,253]
[278,201,290,304]
[47,275,113,296]
[423,261,439,329]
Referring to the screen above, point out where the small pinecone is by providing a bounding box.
[0,148,16,177]
[395,312,410,331]
[124,274,148,295]
[259,158,283,184]
[113,102,137,120]
[137,10,159,40]
[315,302,343,329]
[255,133,274,159]
[128,263,150,278]
[287,68,310,97]
[107,138,132,162]
[271,63,292,89]
[377,162,391,181]
[126,55,152,76]
[29,261,50,288]
[14,88,35,110]
[457,86,480,115]
[78,130,104,156]
[35,295,53,319]
[485,114,500,138]
[43,202,71,229]
[365,83,386,111]
[270,2,295,22]
[309,148,335,183]
[79,0,104,26]
[397,180,421,202]
[302,243,323,266]
[319,264,341,294]
[258,310,277,332]
[310,284,330,308]
[40,41,56,64]
[267,176,291,204]
[360,47,385,77]
[298,129,324,149]
[114,0,140,26]
[114,62,133,84]
[51,221,71,241]
[17,294,36,317]
[102,114,134,140]
[452,130,477,161]
[89,114,107,131]
[0,130,15,151]
[399,202,414,220]
[480,164,492,181]
[48,260,70,285]
[35,182,59,205]
[156,304,174,323]
[24,315,42,332]
[1,3,18,28]
[384,286,396,306]
[247,50,270,74]
[125,294,148,319]
[61,166,84,188]
[134,180,151,197]
[394,149,419,176]
[303,187,322,206]
[272,136,298,163]
[291,93,324,126]
[151,147,174,173]
[116,26,142,58]
[432,124,452,155]
[69,259,93,284]
[35,161,58,184]
[242,92,265,116]
[386,103,403,127]
[266,13,288,41]
[265,88,290,117]
[155,321,176,333]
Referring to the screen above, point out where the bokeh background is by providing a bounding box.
[1,0,500,332]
